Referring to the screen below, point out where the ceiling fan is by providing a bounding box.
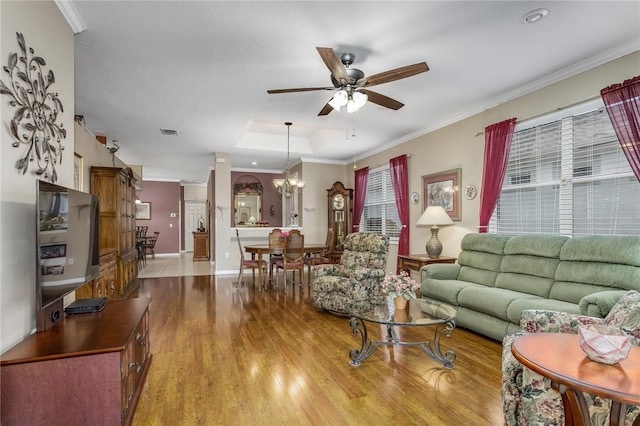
[267,47,429,116]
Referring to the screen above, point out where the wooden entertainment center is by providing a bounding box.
[1,298,151,425]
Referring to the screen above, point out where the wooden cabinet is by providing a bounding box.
[89,167,139,299]
[76,251,117,299]
[327,181,353,263]
[1,298,152,426]
[193,232,209,261]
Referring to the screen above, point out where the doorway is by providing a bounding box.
[184,201,207,252]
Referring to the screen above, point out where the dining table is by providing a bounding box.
[244,243,327,287]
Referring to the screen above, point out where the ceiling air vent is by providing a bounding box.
[160,128,178,136]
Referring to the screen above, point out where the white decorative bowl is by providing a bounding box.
[578,324,631,365]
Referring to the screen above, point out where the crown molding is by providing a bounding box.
[55,0,86,34]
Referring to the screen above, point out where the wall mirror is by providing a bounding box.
[235,194,261,225]
[233,177,263,226]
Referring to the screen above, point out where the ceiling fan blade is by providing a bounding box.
[360,89,404,110]
[316,47,350,86]
[267,87,332,94]
[358,62,429,88]
[318,103,334,116]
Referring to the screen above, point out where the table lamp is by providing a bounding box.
[417,206,454,258]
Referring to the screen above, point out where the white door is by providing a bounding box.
[185,201,206,252]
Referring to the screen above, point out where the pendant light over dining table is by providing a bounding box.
[273,122,305,198]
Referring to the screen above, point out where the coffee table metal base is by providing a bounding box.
[348,317,457,368]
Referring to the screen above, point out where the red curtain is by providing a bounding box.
[352,167,369,233]
[389,155,409,255]
[479,118,517,233]
[601,76,640,182]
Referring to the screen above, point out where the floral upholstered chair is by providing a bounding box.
[502,290,640,426]
[311,232,389,314]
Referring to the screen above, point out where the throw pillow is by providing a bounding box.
[604,290,640,345]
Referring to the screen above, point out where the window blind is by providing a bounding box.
[361,166,401,238]
[491,102,640,236]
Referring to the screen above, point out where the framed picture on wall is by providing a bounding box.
[136,202,152,220]
[422,168,461,221]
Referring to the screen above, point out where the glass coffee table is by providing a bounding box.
[347,298,457,368]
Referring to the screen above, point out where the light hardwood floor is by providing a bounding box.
[131,257,506,425]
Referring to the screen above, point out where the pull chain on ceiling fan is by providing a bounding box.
[267,47,429,116]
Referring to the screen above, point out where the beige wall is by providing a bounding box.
[1,0,75,353]
[299,162,348,245]
[350,50,640,271]
[74,123,131,191]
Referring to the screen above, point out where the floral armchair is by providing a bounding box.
[502,290,640,426]
[311,232,389,314]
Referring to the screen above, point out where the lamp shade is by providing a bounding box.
[417,206,454,226]
[328,90,348,110]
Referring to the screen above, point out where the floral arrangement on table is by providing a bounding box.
[279,230,289,241]
[381,271,420,300]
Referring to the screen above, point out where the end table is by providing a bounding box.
[396,254,456,275]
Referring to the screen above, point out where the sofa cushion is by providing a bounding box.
[559,235,640,267]
[496,235,566,298]
[503,234,569,258]
[555,261,640,292]
[456,233,510,286]
[421,279,483,306]
[506,298,582,324]
[457,287,539,319]
[496,272,555,298]
[549,282,612,306]
[605,290,640,345]
[461,232,511,254]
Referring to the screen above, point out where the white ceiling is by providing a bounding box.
[68,1,640,183]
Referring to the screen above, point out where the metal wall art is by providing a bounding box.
[0,32,67,182]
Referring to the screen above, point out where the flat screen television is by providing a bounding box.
[35,180,100,329]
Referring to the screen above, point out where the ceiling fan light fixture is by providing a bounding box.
[353,91,368,109]
[346,98,356,113]
[329,89,348,110]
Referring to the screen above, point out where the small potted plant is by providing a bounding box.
[381,271,419,309]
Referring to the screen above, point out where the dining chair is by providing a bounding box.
[135,226,148,269]
[142,231,159,259]
[268,228,283,284]
[235,229,267,286]
[304,228,334,285]
[138,231,159,268]
[273,230,305,292]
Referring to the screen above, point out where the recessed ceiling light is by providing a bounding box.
[520,8,549,24]
[251,161,257,165]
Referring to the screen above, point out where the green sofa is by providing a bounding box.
[420,233,640,341]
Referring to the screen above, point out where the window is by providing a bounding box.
[491,100,640,236]
[360,166,401,238]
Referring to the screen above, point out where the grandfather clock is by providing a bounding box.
[327,181,353,261]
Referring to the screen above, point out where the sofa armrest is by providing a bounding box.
[501,331,526,425]
[579,290,628,317]
[420,263,460,282]
[519,309,604,334]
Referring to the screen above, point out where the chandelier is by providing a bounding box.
[273,122,305,198]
